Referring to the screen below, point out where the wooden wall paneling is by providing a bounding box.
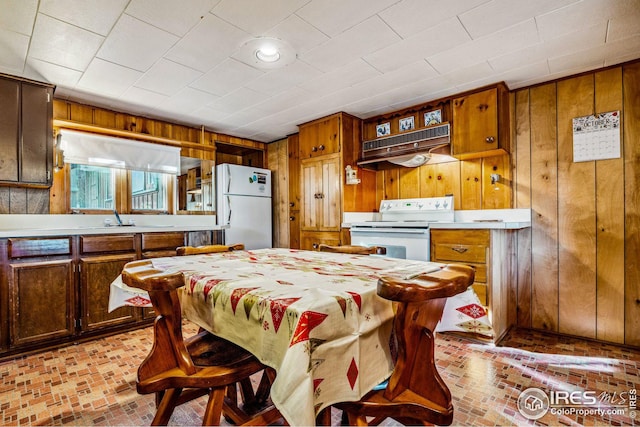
[267,139,289,248]
[52,100,68,120]
[436,161,461,205]
[460,159,482,210]
[26,189,49,214]
[399,167,420,198]
[557,75,596,339]
[0,189,9,213]
[68,103,93,124]
[482,155,511,209]
[623,62,640,346]
[375,171,385,208]
[594,67,625,344]
[529,83,559,332]
[115,112,137,132]
[93,108,116,129]
[381,169,399,200]
[514,89,532,327]
[417,164,435,198]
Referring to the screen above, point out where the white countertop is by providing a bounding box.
[0,214,227,238]
[343,208,531,230]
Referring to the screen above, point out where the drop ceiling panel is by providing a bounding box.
[39,0,128,36]
[164,13,251,73]
[212,0,311,36]
[29,13,104,71]
[206,87,270,112]
[96,14,178,72]
[125,0,221,37]
[24,57,83,87]
[299,16,401,72]
[134,59,202,96]
[1,0,37,36]
[264,14,328,54]
[189,58,263,96]
[298,59,380,95]
[154,87,219,115]
[245,61,322,96]
[0,28,29,74]
[77,58,143,97]
[121,86,169,107]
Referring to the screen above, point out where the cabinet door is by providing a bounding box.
[0,77,20,182]
[301,156,341,231]
[452,88,498,156]
[9,259,75,346]
[299,116,340,159]
[79,254,138,332]
[21,83,53,184]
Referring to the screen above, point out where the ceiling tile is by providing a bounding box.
[298,59,380,95]
[364,17,471,73]
[607,12,640,42]
[29,13,104,71]
[206,87,270,112]
[355,60,438,96]
[253,87,312,115]
[164,13,251,73]
[154,86,219,114]
[77,58,143,97]
[24,57,83,87]
[458,0,577,39]
[536,0,639,41]
[296,0,399,37]
[97,14,178,72]
[0,0,38,35]
[39,0,128,36]
[121,86,169,107]
[125,0,220,37]
[134,59,202,96]
[189,58,263,96]
[264,14,328,54]
[299,16,401,72]
[489,22,607,73]
[427,19,539,73]
[245,61,321,96]
[495,60,550,89]
[0,28,29,74]
[550,33,640,73]
[379,0,487,39]
[212,0,310,36]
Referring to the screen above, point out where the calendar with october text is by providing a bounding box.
[572,111,621,162]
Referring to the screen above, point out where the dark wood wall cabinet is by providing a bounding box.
[0,74,54,187]
[0,229,222,359]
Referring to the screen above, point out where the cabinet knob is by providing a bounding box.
[452,247,468,254]
[312,243,319,249]
[312,146,318,152]
[290,202,295,207]
[318,145,325,151]
[485,136,495,143]
[289,216,295,221]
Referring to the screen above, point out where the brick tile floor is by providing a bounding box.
[1,325,638,426]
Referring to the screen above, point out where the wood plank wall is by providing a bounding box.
[513,62,640,346]
[267,138,290,248]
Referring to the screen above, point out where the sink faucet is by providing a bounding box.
[113,209,124,226]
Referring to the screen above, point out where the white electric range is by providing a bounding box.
[349,196,454,261]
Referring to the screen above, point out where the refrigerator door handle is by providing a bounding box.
[226,196,232,224]
[226,164,231,193]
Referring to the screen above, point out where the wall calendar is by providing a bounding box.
[572,111,621,162]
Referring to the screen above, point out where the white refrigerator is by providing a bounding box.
[216,163,272,249]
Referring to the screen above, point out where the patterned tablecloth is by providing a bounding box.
[112,248,443,426]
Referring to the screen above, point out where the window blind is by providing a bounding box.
[60,129,180,174]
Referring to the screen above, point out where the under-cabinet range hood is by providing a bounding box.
[358,123,450,169]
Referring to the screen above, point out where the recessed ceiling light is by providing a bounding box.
[233,37,296,70]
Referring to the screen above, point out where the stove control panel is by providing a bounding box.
[379,196,454,212]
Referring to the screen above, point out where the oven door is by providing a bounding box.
[349,227,430,261]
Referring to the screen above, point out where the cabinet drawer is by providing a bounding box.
[300,231,341,251]
[81,234,136,254]
[432,243,486,263]
[141,232,185,251]
[8,237,72,258]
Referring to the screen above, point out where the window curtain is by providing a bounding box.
[60,129,180,174]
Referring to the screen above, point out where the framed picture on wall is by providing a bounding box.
[424,109,442,126]
[376,122,391,137]
[399,116,414,131]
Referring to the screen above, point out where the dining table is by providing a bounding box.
[110,248,450,426]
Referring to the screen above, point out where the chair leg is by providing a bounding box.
[152,388,182,426]
[202,387,226,426]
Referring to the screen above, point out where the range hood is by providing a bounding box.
[357,123,450,169]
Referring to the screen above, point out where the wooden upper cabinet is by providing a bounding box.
[299,115,341,159]
[452,84,509,159]
[0,75,53,186]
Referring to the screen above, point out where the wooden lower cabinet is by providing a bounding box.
[79,254,138,332]
[8,259,75,347]
[431,228,516,343]
[301,231,341,250]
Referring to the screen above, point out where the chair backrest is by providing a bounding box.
[176,243,244,256]
[318,244,386,255]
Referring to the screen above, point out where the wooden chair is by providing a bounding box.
[176,243,244,256]
[330,264,475,426]
[318,244,386,255]
[121,246,280,426]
